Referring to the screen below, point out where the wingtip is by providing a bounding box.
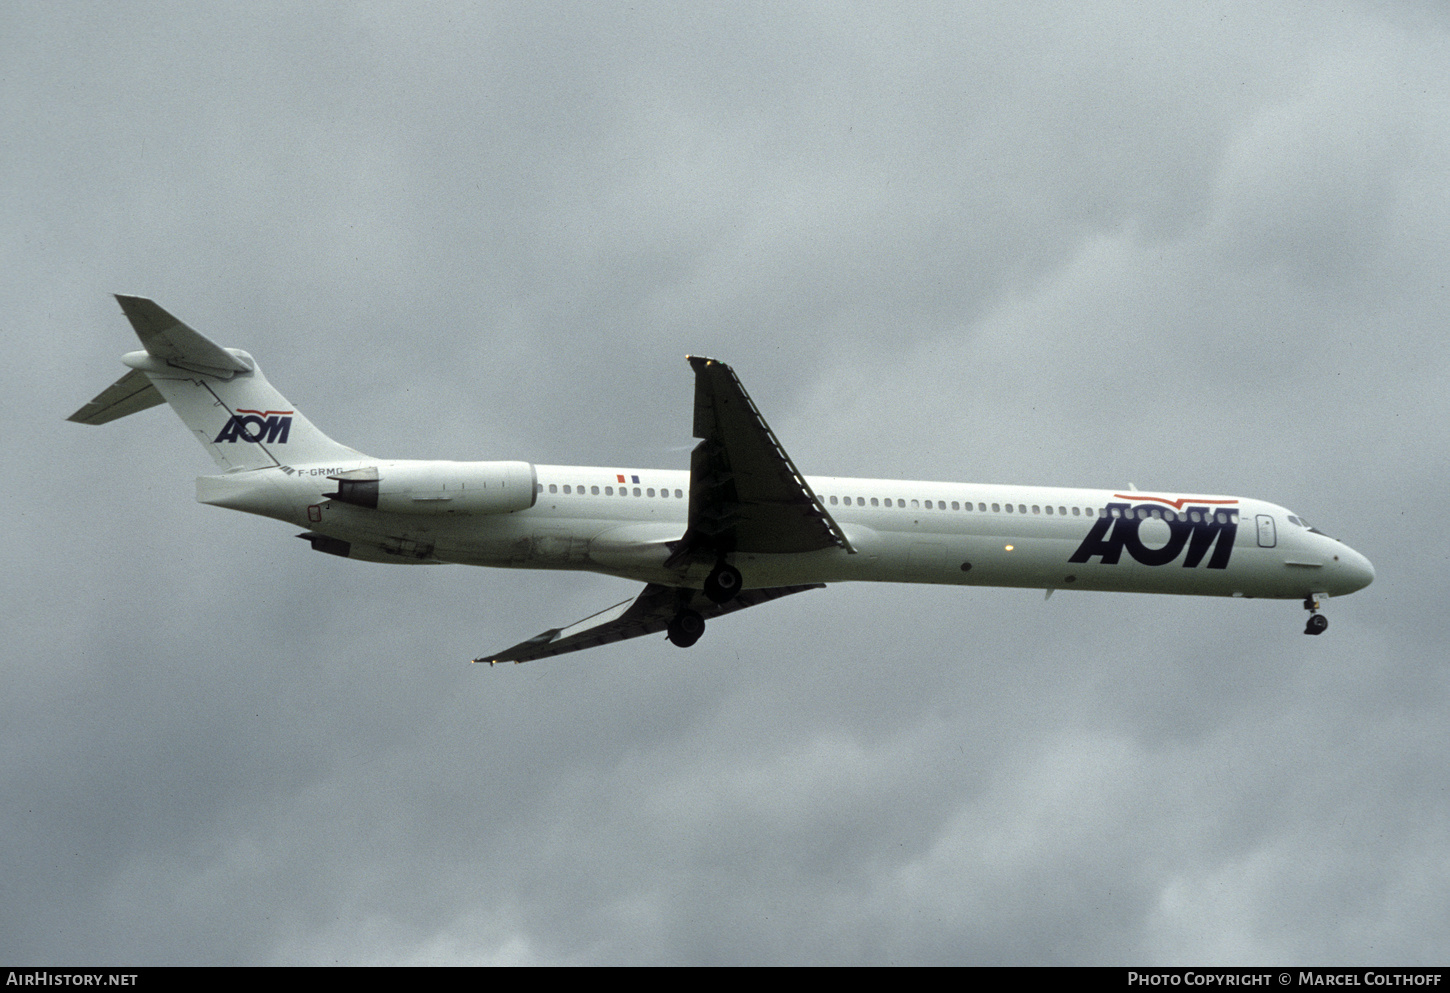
[112,293,154,314]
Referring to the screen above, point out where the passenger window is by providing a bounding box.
[1045,505,1053,515]
[979,503,986,512]
[647,488,655,497]
[843,496,852,506]
[870,497,879,507]
[563,485,571,494]
[910,499,919,509]
[633,487,641,496]
[675,489,683,498]
[549,484,557,494]
[992,503,1000,512]
[829,495,837,505]
[1004,503,1013,513]
[591,486,599,495]
[951,501,960,511]
[1032,505,1040,514]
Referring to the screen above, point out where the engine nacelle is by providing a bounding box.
[326,461,537,516]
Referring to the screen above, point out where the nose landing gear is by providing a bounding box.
[1303,594,1329,635]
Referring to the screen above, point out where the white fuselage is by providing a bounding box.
[198,459,1376,602]
[73,300,1373,660]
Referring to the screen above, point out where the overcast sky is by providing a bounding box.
[4,1,1448,965]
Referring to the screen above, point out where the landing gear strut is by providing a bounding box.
[1303,594,1329,636]
[667,609,705,648]
[703,562,742,604]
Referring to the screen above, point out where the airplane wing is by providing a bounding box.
[474,582,824,664]
[668,356,852,565]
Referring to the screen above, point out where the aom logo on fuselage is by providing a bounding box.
[1070,496,1239,569]
[214,409,294,444]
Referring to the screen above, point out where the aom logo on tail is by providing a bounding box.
[1070,495,1239,569]
[214,409,294,444]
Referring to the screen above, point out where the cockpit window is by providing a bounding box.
[1287,513,1334,539]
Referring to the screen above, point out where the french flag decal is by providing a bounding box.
[617,474,639,484]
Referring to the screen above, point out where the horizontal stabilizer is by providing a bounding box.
[67,368,165,425]
[114,294,251,377]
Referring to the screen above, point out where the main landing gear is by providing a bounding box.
[703,562,742,604]
[1303,594,1329,636]
[667,609,705,648]
[667,562,741,649]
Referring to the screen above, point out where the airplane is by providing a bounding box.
[69,296,1375,663]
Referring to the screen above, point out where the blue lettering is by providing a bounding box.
[213,414,292,444]
[1069,503,1237,569]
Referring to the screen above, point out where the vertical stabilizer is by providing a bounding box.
[69,296,368,471]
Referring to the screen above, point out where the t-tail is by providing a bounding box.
[68,295,365,470]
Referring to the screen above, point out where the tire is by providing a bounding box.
[667,610,706,647]
[704,563,742,604]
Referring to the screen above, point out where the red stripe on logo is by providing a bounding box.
[1113,494,1239,510]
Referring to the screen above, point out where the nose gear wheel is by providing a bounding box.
[1303,594,1329,635]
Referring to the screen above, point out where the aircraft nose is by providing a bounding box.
[1336,545,1375,594]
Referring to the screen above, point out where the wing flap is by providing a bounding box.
[475,582,824,664]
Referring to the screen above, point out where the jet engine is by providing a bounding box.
[325,461,537,515]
